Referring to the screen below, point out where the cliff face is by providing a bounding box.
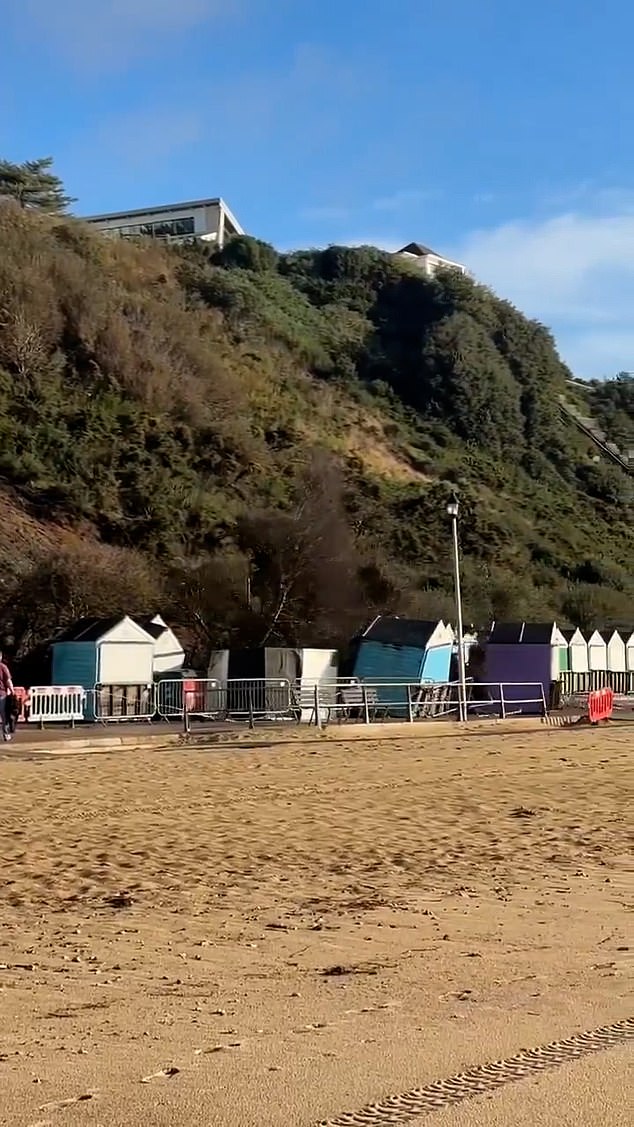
[0,209,632,658]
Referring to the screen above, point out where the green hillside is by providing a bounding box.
[0,203,632,662]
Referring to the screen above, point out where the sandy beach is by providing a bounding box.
[0,726,631,1126]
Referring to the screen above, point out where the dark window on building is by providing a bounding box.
[106,216,196,239]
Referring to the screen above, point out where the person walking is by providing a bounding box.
[0,650,15,742]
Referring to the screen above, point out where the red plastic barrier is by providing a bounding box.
[183,679,205,713]
[588,687,614,722]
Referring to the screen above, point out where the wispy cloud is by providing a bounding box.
[208,43,370,141]
[372,188,439,212]
[450,198,634,377]
[94,106,204,169]
[299,206,351,222]
[14,0,242,71]
[69,42,368,201]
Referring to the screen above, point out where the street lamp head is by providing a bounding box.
[446,491,459,519]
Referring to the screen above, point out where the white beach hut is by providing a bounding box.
[134,614,185,675]
[564,628,589,674]
[603,629,627,673]
[587,629,608,672]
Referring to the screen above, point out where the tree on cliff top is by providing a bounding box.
[0,156,75,213]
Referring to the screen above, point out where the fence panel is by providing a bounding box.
[93,683,154,723]
[156,678,295,722]
[311,679,547,725]
[560,670,634,698]
[473,681,547,718]
[155,678,225,720]
[310,679,459,723]
[29,685,86,726]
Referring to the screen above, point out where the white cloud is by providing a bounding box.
[372,189,439,212]
[95,106,204,168]
[299,206,351,222]
[13,0,241,70]
[449,204,634,378]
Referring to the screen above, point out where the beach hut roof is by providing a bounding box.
[597,628,619,643]
[361,616,445,648]
[54,615,123,643]
[561,627,587,642]
[488,621,563,645]
[133,615,168,640]
[53,615,155,644]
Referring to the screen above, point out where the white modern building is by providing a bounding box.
[84,197,243,247]
[395,241,468,277]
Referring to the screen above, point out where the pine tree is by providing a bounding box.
[0,156,75,213]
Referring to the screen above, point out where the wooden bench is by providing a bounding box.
[337,684,385,722]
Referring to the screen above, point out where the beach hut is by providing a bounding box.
[52,615,156,688]
[351,618,453,710]
[483,622,568,713]
[297,648,339,722]
[587,629,608,672]
[133,614,185,675]
[624,630,634,672]
[206,647,339,718]
[562,627,589,674]
[603,629,627,673]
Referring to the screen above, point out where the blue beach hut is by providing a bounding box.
[352,617,454,712]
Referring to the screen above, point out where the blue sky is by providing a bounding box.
[3,0,634,378]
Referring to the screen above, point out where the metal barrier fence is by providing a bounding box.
[466,681,548,720]
[92,683,154,723]
[156,678,295,729]
[23,678,549,729]
[304,679,548,725]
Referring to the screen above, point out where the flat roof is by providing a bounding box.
[84,197,243,233]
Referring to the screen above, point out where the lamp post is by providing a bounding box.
[447,492,467,722]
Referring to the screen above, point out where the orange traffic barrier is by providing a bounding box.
[588,687,614,723]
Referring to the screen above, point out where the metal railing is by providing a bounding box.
[305,679,548,725]
[156,677,296,730]
[22,678,550,729]
[92,683,154,723]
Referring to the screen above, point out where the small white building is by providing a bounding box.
[624,630,634,671]
[587,629,608,672]
[564,628,589,673]
[52,615,155,687]
[134,614,185,675]
[394,241,468,278]
[603,629,627,673]
[84,197,243,247]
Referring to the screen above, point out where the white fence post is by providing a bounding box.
[361,684,370,725]
[499,682,506,720]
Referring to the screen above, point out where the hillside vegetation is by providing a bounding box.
[0,204,632,663]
